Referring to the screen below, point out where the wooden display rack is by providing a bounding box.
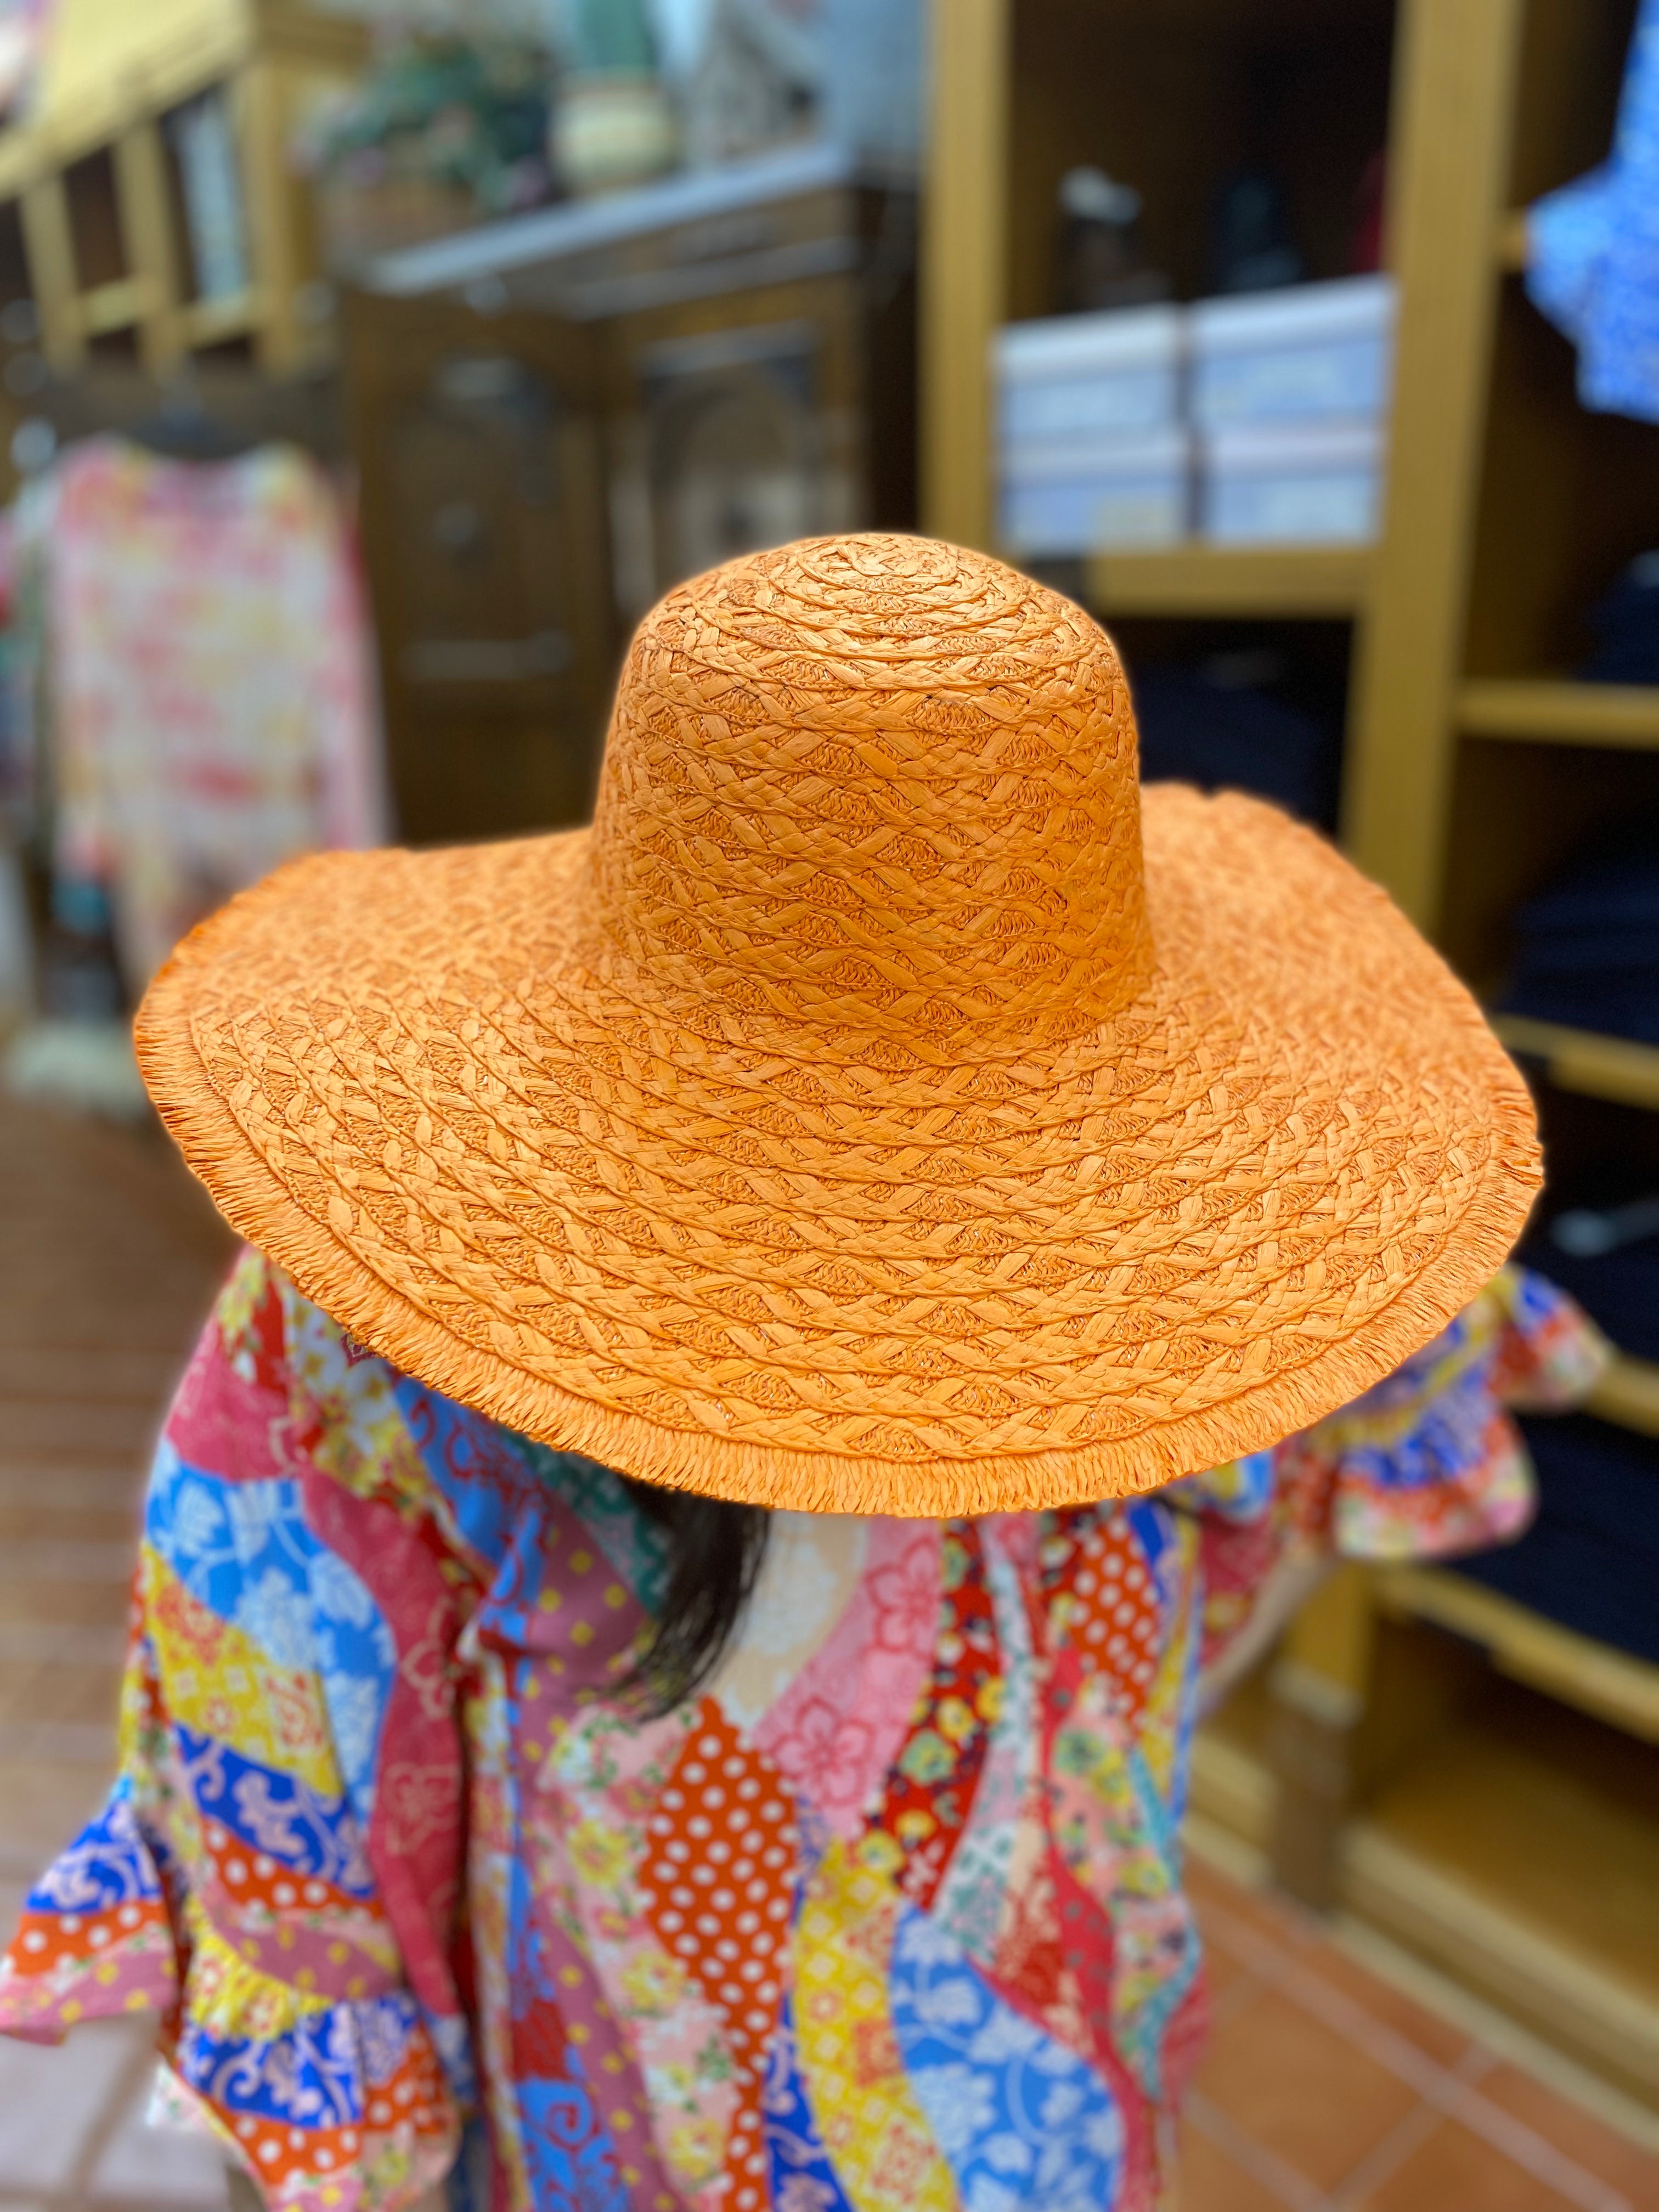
[926,0,1659,2111]
[0,0,365,379]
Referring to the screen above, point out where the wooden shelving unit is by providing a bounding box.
[1308,0,1659,2097]
[1497,207,1531,269]
[1195,1624,1659,2104]
[1588,1352,1659,1440]
[1459,677,1659,748]
[1375,1566,1659,1742]
[0,0,365,381]
[1492,1013,1659,1114]
[1342,1689,1659,2105]
[1085,544,1372,620]
[926,0,1659,2108]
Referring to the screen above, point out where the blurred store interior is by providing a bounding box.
[0,0,1658,2207]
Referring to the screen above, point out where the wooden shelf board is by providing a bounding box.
[1498,208,1528,272]
[1342,1682,1659,2103]
[1588,1353,1659,1440]
[1342,1820,1659,2106]
[1489,1012,1659,1113]
[1190,1678,1659,2108]
[77,275,148,336]
[1459,678,1659,750]
[1376,1564,1659,1743]
[1084,543,1372,619]
[1189,1730,1276,1850]
[180,288,261,347]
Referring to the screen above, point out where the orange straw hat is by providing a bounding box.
[136,535,1539,1515]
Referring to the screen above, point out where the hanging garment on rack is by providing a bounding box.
[1526,0,1659,423]
[1577,550,1659,684]
[46,438,386,991]
[0,484,46,833]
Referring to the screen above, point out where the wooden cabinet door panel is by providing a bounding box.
[344,291,618,844]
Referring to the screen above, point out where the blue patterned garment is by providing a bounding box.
[0,1254,1604,2211]
[1528,0,1659,421]
[889,1907,1125,2212]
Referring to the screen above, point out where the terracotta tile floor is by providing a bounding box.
[2,1092,1658,2210]
[0,1091,232,2209]
[1182,1856,1659,2211]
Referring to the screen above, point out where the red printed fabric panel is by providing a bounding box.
[636,1700,799,2212]
[1043,1507,1165,1730]
[865,1521,1001,1908]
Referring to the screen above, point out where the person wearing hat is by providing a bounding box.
[0,538,1604,2210]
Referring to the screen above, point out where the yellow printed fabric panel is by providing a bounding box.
[792,1838,960,2211]
[139,1546,343,1801]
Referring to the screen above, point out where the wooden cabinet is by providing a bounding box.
[1327,10,1659,2107]
[348,145,916,839]
[343,294,618,848]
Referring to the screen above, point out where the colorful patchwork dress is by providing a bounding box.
[0,1253,1604,2212]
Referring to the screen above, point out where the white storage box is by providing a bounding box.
[1200,420,1384,544]
[1001,427,1190,556]
[1190,275,1396,429]
[995,306,1184,448]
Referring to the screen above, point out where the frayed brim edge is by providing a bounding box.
[133,910,1542,1517]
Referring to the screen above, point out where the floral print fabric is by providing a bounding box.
[44,437,385,991]
[0,1255,1601,2211]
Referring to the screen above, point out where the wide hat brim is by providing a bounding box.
[134,781,1538,1516]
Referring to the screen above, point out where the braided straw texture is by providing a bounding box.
[136,535,1541,1515]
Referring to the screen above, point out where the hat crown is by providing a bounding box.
[585,534,1153,1054]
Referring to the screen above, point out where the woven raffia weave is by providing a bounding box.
[136,534,1541,1514]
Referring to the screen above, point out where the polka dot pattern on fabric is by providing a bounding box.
[637,1700,798,2211]
[1043,1506,1164,1730]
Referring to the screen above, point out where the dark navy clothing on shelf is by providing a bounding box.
[1497,848,1659,1046]
[1578,551,1659,685]
[1132,665,1342,828]
[1516,1234,1659,1363]
[1449,1412,1659,1664]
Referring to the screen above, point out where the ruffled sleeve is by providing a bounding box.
[0,1783,178,2039]
[1181,1265,1609,1695]
[0,1249,462,2212]
[1303,1263,1609,1561]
